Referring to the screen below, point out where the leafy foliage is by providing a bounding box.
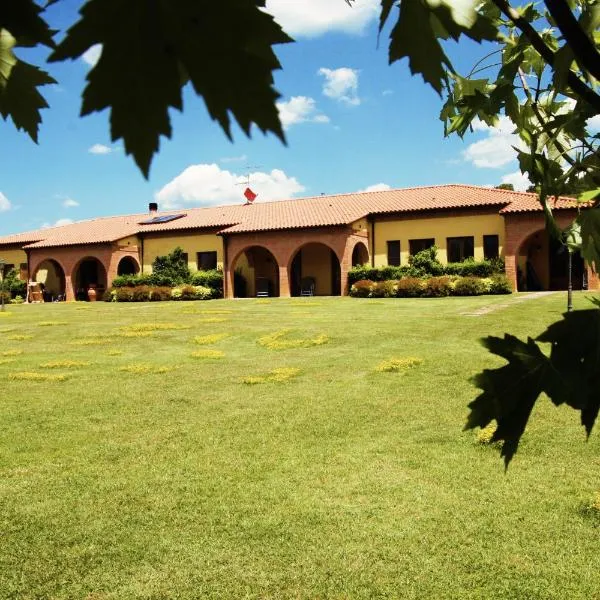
[49,0,291,176]
[0,1,56,141]
[466,309,600,466]
[151,247,190,284]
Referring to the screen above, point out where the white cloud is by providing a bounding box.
[62,198,79,208]
[0,191,11,212]
[319,67,361,106]
[220,154,248,164]
[382,89,393,96]
[276,96,329,129]
[264,0,379,37]
[462,116,523,168]
[88,143,113,155]
[155,163,305,208]
[359,183,391,193]
[82,44,102,67]
[501,170,532,192]
[587,114,600,132]
[41,218,74,229]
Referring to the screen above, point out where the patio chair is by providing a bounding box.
[300,277,315,297]
[256,277,270,297]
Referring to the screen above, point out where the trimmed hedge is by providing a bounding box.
[111,269,223,299]
[348,258,504,285]
[350,274,512,298]
[104,284,214,302]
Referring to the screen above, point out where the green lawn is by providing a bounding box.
[1,293,600,599]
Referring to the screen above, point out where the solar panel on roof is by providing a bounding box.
[139,214,186,225]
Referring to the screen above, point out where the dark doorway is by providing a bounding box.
[549,236,585,291]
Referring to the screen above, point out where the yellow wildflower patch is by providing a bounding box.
[242,367,301,385]
[191,349,225,359]
[1,350,23,356]
[196,317,227,324]
[106,349,123,356]
[0,358,16,365]
[258,329,329,350]
[476,423,498,445]
[37,321,68,327]
[7,335,32,341]
[8,371,68,382]
[193,333,229,345]
[374,357,423,373]
[40,360,91,369]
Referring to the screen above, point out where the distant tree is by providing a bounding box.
[152,247,190,284]
[495,184,514,191]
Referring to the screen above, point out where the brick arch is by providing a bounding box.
[285,240,341,271]
[350,239,370,266]
[504,210,598,291]
[71,255,109,299]
[30,257,67,301]
[30,255,68,281]
[229,244,281,298]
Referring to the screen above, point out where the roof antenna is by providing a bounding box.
[237,163,262,205]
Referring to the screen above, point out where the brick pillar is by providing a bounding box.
[505,255,517,291]
[65,274,75,301]
[225,267,234,299]
[279,265,290,298]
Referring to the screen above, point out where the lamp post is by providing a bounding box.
[567,251,573,313]
[0,259,5,313]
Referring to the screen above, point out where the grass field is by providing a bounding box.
[1,293,600,599]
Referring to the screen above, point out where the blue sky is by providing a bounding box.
[0,0,529,236]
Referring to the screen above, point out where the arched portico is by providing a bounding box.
[516,229,585,291]
[504,211,597,292]
[288,242,341,296]
[231,246,280,297]
[351,241,369,267]
[117,256,140,276]
[222,227,369,299]
[33,259,66,301]
[73,257,107,300]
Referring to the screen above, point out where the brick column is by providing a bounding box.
[279,265,290,298]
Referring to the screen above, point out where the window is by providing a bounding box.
[447,236,475,263]
[409,238,435,256]
[483,235,499,260]
[2,263,14,277]
[181,252,189,266]
[197,251,217,271]
[386,240,401,266]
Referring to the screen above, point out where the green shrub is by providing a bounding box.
[348,265,420,284]
[152,246,190,284]
[444,259,495,277]
[131,285,151,302]
[149,286,172,301]
[423,276,452,297]
[350,279,374,298]
[115,287,133,302]
[190,269,223,292]
[0,290,11,304]
[488,274,512,295]
[10,295,24,304]
[409,246,444,276]
[453,276,486,296]
[371,280,396,298]
[395,277,424,298]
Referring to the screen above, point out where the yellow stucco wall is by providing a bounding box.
[115,235,139,248]
[142,232,223,273]
[35,261,63,296]
[235,251,255,297]
[0,248,27,278]
[374,213,505,266]
[301,243,332,295]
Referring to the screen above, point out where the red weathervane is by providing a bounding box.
[244,187,257,203]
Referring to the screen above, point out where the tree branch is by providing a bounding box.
[491,0,600,112]
[544,0,600,81]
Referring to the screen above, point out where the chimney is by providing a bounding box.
[149,202,158,215]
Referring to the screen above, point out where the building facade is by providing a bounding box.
[0,185,595,300]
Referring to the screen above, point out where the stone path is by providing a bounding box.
[461,291,559,316]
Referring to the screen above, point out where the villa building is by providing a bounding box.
[0,184,594,300]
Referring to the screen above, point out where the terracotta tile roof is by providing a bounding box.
[498,194,579,213]
[0,184,578,249]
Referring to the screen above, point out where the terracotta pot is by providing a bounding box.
[87,286,97,302]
